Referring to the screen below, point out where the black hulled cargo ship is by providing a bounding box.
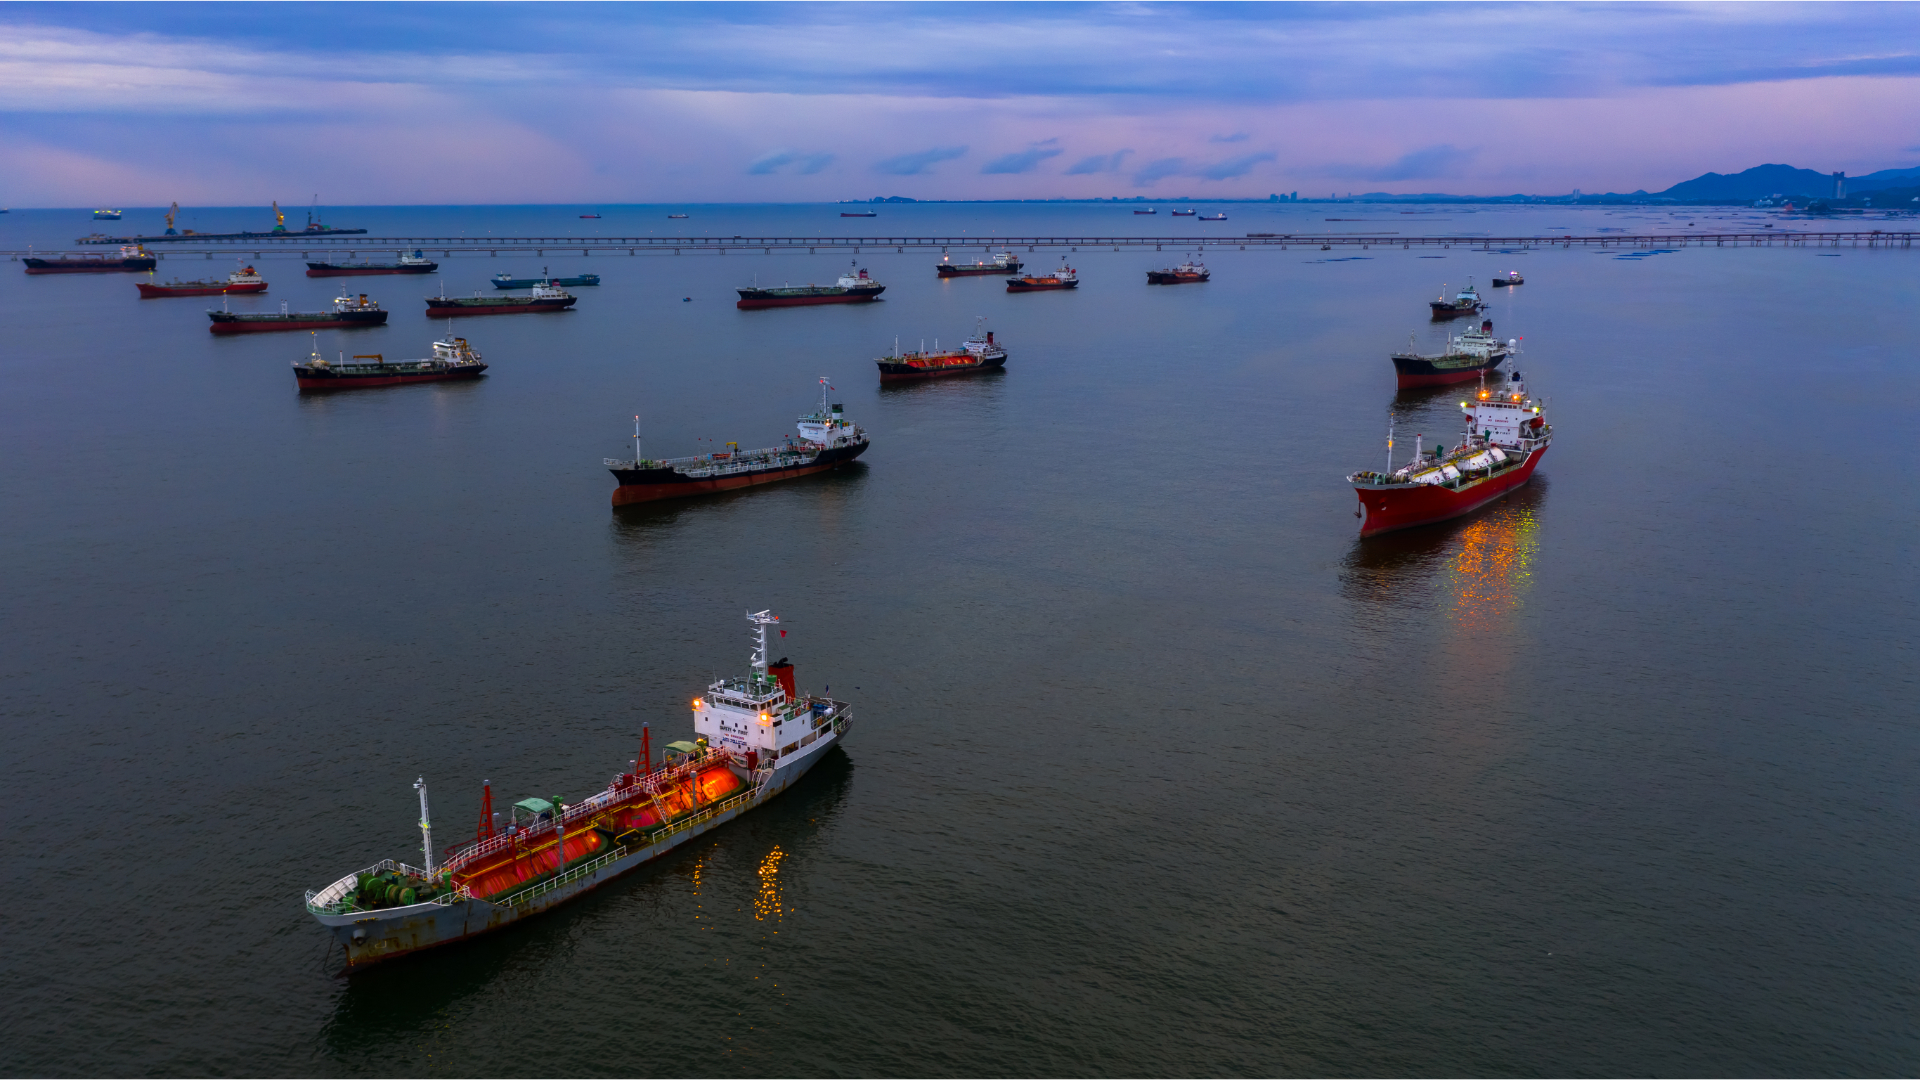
[876,320,1007,380]
[294,337,487,390]
[24,245,156,274]
[1390,320,1514,388]
[608,380,868,506]
[425,281,576,317]
[307,251,438,277]
[736,265,884,309]
[209,293,388,334]
[935,251,1022,277]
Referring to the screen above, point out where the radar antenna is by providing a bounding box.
[747,610,780,673]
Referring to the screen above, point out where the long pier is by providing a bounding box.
[7,231,1914,260]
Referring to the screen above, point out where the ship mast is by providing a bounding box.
[414,777,435,877]
[634,415,643,465]
[747,610,779,678]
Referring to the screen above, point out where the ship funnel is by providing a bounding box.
[769,657,796,699]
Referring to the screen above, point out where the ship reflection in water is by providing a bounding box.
[1341,476,1548,632]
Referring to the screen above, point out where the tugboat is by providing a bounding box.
[293,336,487,390]
[1006,262,1079,292]
[607,379,868,505]
[935,251,1023,277]
[208,292,388,334]
[426,280,577,317]
[492,269,601,288]
[735,264,885,309]
[1490,270,1524,287]
[1146,259,1209,284]
[23,245,156,274]
[303,608,851,967]
[1347,371,1551,537]
[1429,279,1484,318]
[136,265,267,297]
[1389,319,1514,388]
[305,251,438,277]
[876,319,1007,380]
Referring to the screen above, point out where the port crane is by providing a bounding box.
[163,201,179,235]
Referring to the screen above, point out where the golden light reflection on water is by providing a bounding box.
[754,845,785,925]
[1446,504,1540,634]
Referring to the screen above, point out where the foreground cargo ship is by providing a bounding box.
[1348,371,1551,537]
[307,251,437,277]
[1389,319,1514,388]
[137,266,266,297]
[607,379,868,506]
[736,265,884,309]
[304,609,851,967]
[208,293,388,334]
[24,245,155,274]
[426,281,577,317]
[876,320,1006,380]
[294,336,487,390]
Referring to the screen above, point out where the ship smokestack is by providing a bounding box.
[769,658,796,699]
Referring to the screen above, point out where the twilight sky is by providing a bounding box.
[4,1,1919,205]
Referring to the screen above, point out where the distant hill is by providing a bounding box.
[1658,164,1835,200]
[1657,162,1920,201]
[1850,165,1920,191]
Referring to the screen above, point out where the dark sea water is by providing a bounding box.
[2,203,1916,1076]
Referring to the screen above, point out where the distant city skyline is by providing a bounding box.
[3,1,1919,206]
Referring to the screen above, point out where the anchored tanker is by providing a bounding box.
[1348,371,1552,537]
[304,609,852,967]
[606,378,869,505]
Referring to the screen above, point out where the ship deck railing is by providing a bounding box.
[304,858,475,916]
[437,746,740,872]
[1353,433,1549,490]
[490,783,761,910]
[604,443,811,472]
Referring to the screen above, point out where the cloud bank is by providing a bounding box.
[2,4,1919,203]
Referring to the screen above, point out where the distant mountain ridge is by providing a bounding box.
[1657,162,1920,200]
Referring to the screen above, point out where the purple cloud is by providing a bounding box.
[983,143,1064,174]
[1066,150,1131,175]
[873,146,968,175]
[749,149,835,175]
[1323,144,1477,182]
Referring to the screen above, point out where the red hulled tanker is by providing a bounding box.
[1348,371,1551,537]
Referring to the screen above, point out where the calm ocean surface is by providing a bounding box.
[1,203,1916,1076]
